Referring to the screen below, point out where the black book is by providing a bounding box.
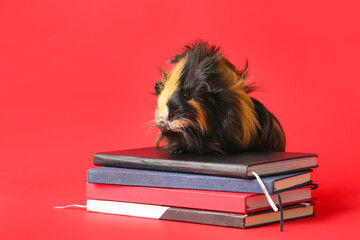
[94,147,317,178]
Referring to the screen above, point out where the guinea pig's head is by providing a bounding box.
[154,40,257,153]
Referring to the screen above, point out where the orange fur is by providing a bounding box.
[188,99,208,133]
[155,58,186,122]
[218,59,260,147]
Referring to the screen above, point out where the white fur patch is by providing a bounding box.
[163,106,169,120]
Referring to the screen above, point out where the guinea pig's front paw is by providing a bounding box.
[172,149,184,154]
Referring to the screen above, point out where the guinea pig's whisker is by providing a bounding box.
[183,118,202,135]
[145,122,157,135]
[188,121,203,153]
[181,118,203,153]
[143,119,156,127]
[179,123,194,150]
[187,118,202,131]
[143,119,158,136]
[187,125,202,153]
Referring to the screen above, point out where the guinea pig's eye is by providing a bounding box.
[154,81,162,95]
[183,92,192,101]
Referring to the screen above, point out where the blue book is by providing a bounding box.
[87,167,312,194]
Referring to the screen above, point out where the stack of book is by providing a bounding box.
[86,147,318,229]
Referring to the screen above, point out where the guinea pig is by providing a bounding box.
[154,40,285,154]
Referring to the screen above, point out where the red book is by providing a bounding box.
[86,183,314,214]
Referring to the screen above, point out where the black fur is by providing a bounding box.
[156,40,285,154]
[248,98,286,152]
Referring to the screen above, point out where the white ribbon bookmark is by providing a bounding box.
[251,171,278,212]
[54,204,87,209]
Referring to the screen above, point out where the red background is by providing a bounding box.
[1,0,360,239]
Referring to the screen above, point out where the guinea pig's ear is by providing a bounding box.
[154,81,163,96]
[199,81,221,94]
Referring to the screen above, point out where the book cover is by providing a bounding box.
[94,147,317,178]
[86,199,315,229]
[86,183,315,214]
[87,167,313,194]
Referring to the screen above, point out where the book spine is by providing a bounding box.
[86,199,246,228]
[87,167,275,194]
[86,183,248,213]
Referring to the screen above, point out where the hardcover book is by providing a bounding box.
[86,183,315,214]
[87,167,313,194]
[94,147,317,178]
[86,199,315,229]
